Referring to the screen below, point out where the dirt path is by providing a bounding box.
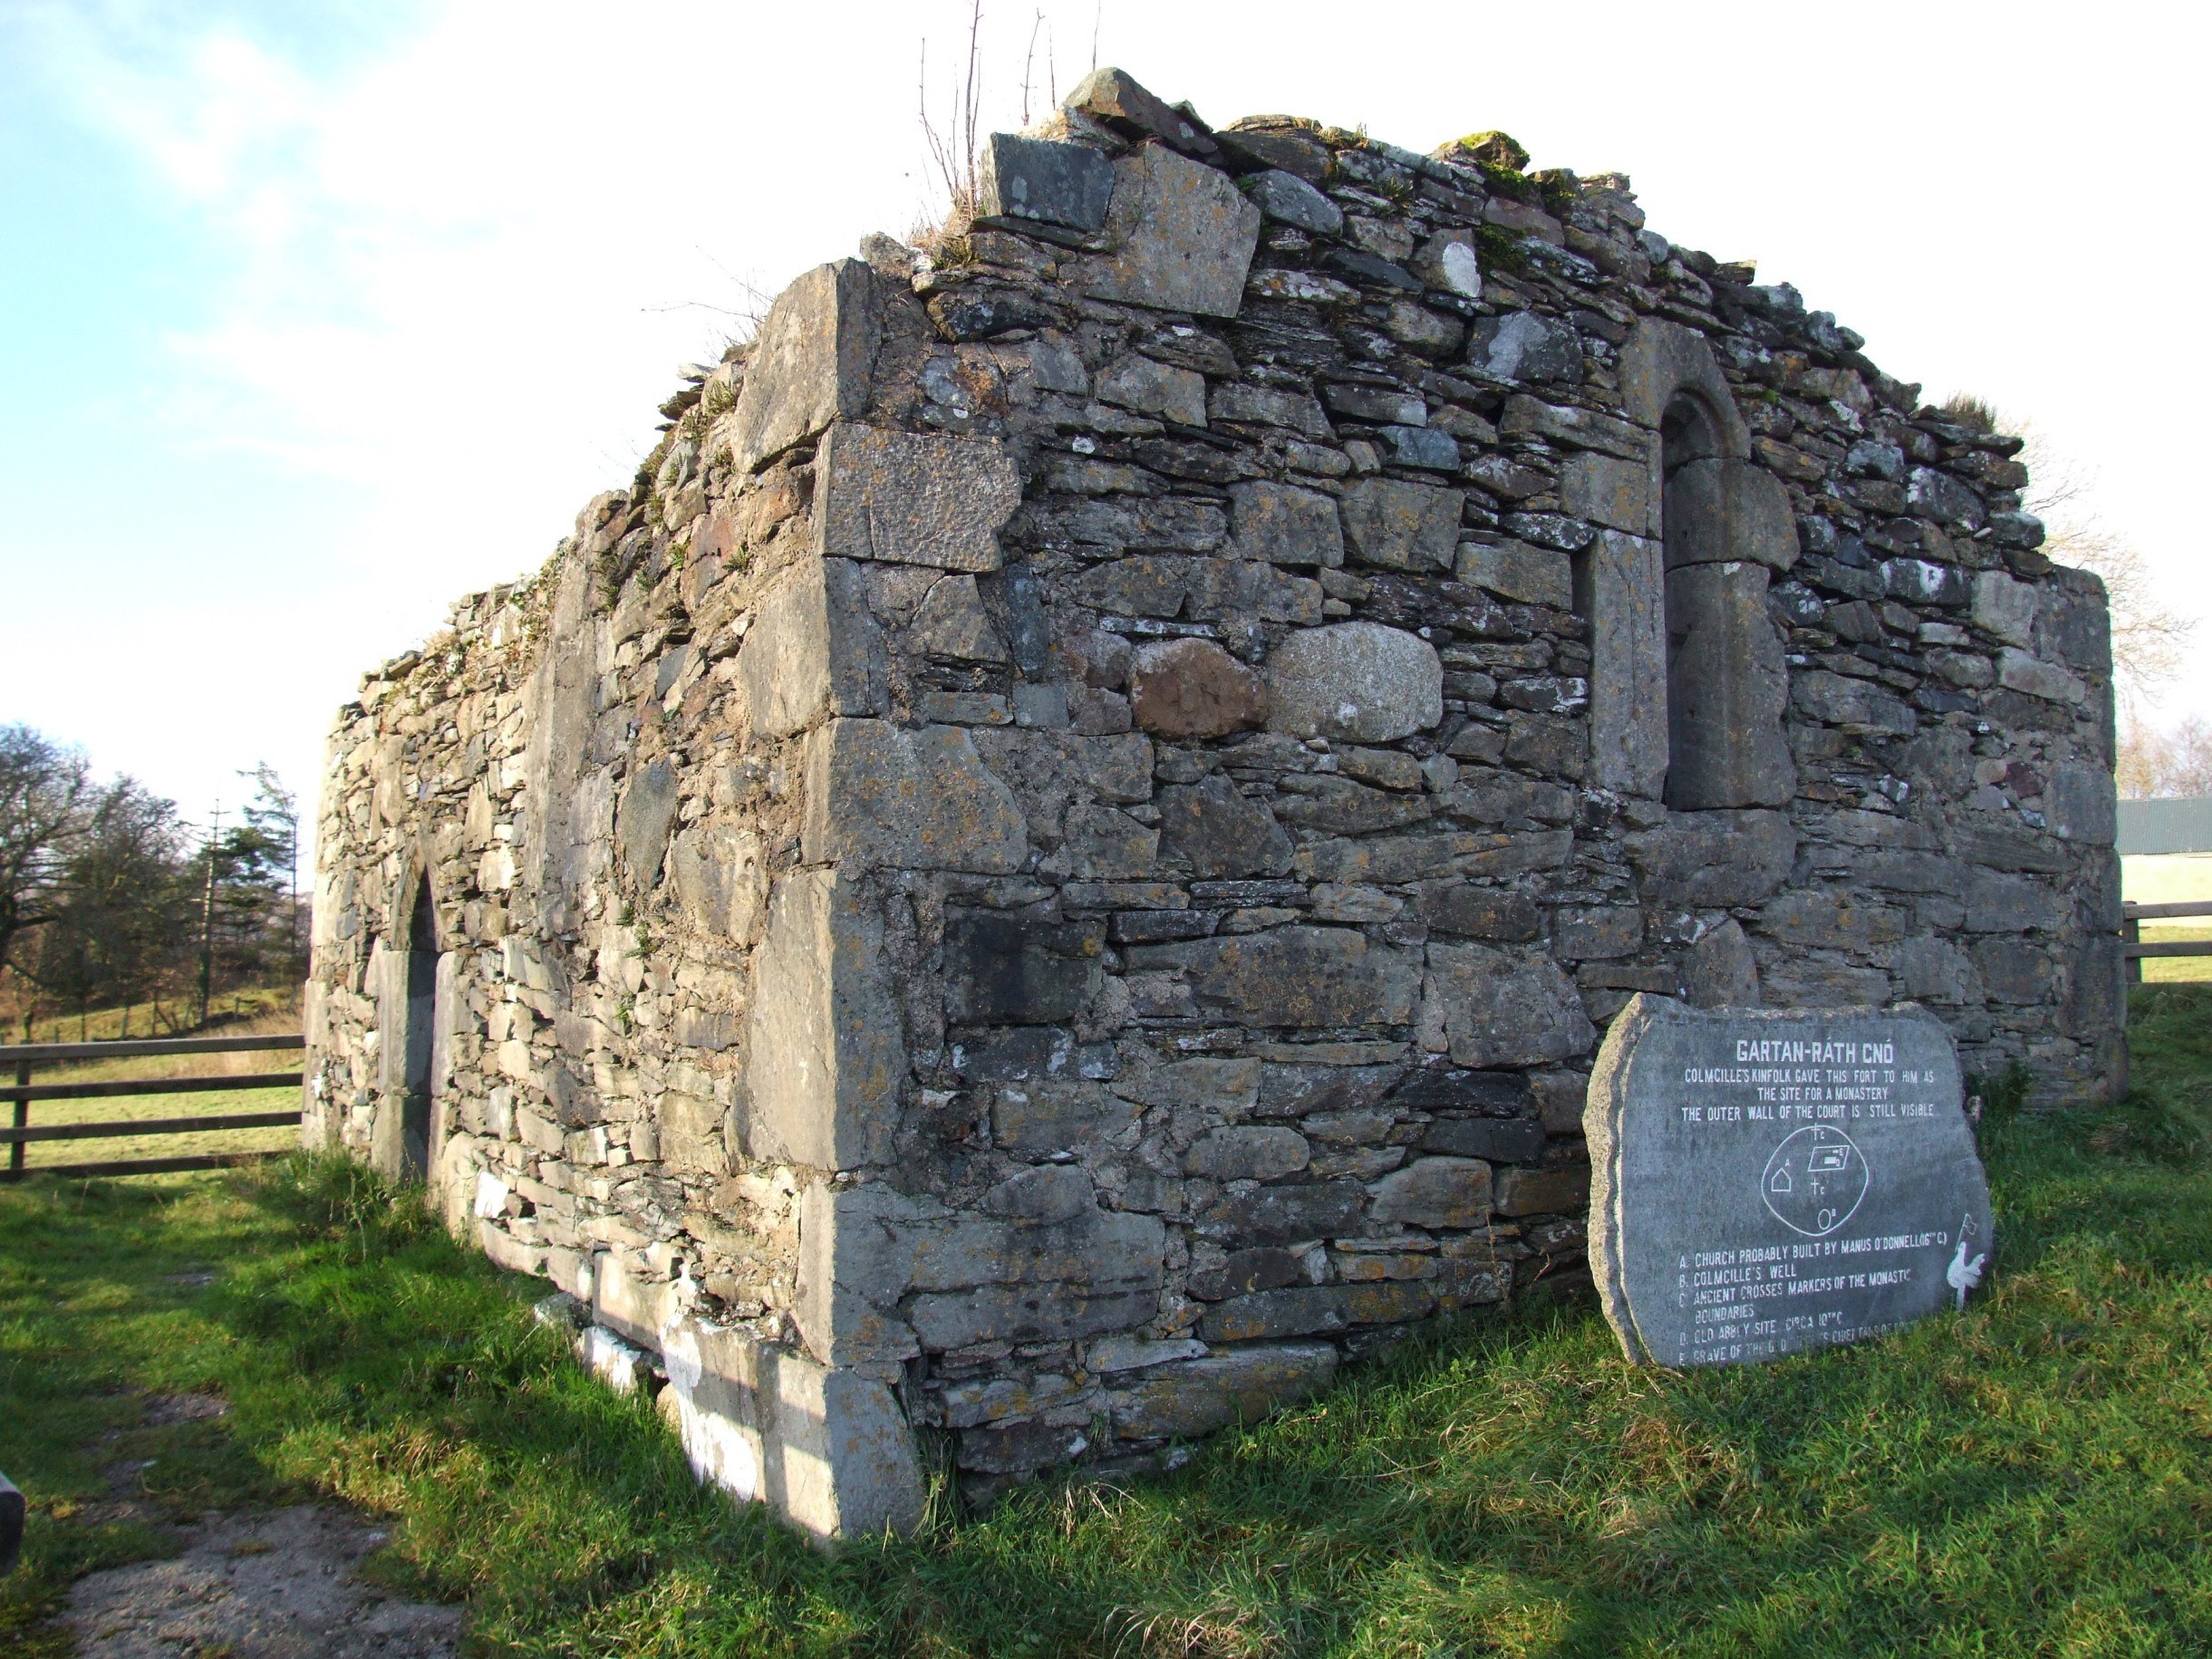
[62,1505,463,1658]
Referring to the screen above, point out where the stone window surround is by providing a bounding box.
[1591,320,1792,809]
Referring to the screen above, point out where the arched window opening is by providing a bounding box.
[1661,393,1726,477]
[1659,391,1794,812]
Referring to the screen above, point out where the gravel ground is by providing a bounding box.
[63,1504,463,1659]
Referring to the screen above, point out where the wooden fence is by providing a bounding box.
[2121,900,2212,983]
[1,1033,303,1181]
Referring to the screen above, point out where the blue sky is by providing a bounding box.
[4,0,2207,860]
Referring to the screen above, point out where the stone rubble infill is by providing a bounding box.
[62,1506,463,1659]
[304,64,2120,1537]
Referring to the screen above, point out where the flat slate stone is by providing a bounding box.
[1085,144,1261,320]
[973,132,1116,243]
[1587,995,1993,1368]
[1247,168,1342,236]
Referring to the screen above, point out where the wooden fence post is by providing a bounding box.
[7,1062,24,1181]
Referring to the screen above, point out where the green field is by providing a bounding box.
[4,990,2211,1656]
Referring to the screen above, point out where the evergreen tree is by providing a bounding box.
[210,765,300,989]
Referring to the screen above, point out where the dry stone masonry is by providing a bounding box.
[305,68,2122,1538]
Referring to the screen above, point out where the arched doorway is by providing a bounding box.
[372,874,440,1182]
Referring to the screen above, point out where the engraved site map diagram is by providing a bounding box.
[1761,1124,1869,1237]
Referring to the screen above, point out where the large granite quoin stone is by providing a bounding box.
[1587,995,1993,1368]
[815,423,1021,572]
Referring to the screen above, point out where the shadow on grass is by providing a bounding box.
[7,989,2212,1656]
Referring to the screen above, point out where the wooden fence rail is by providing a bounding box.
[0,1033,303,1181]
[2121,899,2212,983]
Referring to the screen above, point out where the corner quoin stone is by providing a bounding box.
[657,1317,928,1540]
[737,556,884,740]
[801,719,1029,874]
[725,259,882,473]
[742,867,905,1172]
[815,423,1022,572]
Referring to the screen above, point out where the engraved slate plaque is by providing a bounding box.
[1587,995,1993,1367]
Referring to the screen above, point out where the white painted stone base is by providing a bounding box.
[657,1321,926,1540]
[584,1253,926,1542]
[577,1325,650,1395]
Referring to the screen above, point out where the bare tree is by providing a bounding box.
[34,777,192,1034]
[2021,432,2190,705]
[0,725,91,1000]
[2116,720,2161,799]
[1943,395,2195,706]
[2114,715,2212,800]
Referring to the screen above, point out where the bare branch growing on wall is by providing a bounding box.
[1021,8,1049,128]
[914,0,990,257]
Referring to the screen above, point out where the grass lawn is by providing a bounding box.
[5,991,2212,1656]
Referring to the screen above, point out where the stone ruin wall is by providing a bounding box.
[304,71,2121,1538]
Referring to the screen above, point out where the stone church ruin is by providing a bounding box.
[304,69,2122,1538]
